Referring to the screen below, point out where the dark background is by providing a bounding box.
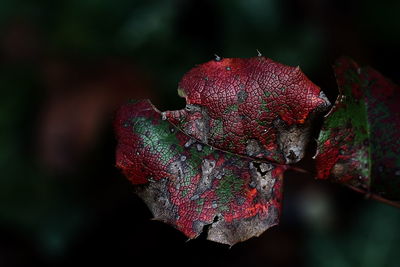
[1,0,400,266]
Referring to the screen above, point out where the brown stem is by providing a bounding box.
[286,167,400,209]
[288,166,309,174]
[346,184,400,209]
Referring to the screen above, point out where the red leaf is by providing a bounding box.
[115,57,331,245]
[315,57,400,201]
[163,57,330,164]
[115,100,286,245]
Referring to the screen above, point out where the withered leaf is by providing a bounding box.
[115,100,286,245]
[115,57,331,245]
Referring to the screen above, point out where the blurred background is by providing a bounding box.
[1,0,400,266]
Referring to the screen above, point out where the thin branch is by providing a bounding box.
[289,166,309,174]
[346,184,400,209]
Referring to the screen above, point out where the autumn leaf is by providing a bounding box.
[315,57,400,200]
[115,100,286,245]
[115,56,331,245]
[163,57,331,164]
